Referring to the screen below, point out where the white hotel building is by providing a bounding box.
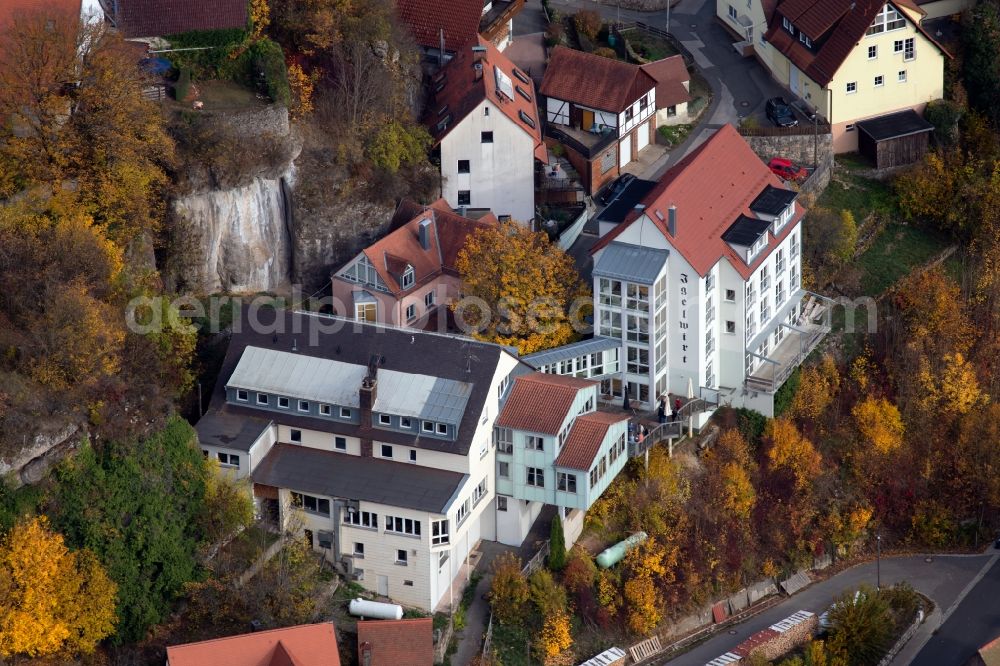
[526,125,829,418]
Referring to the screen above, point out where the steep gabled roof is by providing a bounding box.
[540,46,657,114]
[496,372,595,435]
[554,411,628,471]
[591,125,803,280]
[357,618,435,666]
[764,0,948,88]
[640,55,691,109]
[165,623,340,666]
[426,36,546,161]
[396,0,482,54]
[337,198,497,297]
[113,0,247,39]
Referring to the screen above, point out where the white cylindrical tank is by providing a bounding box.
[349,598,403,620]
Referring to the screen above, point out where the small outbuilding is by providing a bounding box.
[856,110,934,170]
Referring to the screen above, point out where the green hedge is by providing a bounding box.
[164,29,290,106]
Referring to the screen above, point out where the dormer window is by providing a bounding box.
[747,235,768,262]
[401,265,414,289]
[799,32,812,48]
[773,201,795,234]
[782,16,795,35]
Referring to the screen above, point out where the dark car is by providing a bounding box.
[598,173,637,205]
[766,97,799,128]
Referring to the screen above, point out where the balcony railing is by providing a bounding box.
[546,124,619,160]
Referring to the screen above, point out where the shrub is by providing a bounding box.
[592,47,618,59]
[773,366,801,417]
[529,569,568,617]
[574,10,603,40]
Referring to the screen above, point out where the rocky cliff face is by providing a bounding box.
[171,169,294,294]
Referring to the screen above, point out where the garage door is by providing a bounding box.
[637,123,650,151]
[619,135,632,167]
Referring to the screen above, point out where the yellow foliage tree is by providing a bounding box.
[764,418,822,490]
[287,63,319,118]
[533,609,574,663]
[791,354,840,422]
[852,396,905,455]
[455,221,589,354]
[720,462,756,520]
[0,517,117,658]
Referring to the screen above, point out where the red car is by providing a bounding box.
[769,157,808,182]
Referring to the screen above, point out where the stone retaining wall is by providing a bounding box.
[744,131,833,170]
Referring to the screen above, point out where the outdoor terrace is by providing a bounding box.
[746,294,832,393]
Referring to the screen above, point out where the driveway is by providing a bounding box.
[658,554,998,666]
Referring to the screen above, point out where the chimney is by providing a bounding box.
[668,205,677,237]
[473,62,484,81]
[472,45,487,63]
[358,354,383,457]
[419,218,432,250]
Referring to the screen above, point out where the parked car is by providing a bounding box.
[769,157,808,182]
[766,97,799,127]
[598,173,636,205]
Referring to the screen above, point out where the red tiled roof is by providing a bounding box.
[539,46,657,114]
[640,55,691,109]
[764,0,949,88]
[396,0,482,54]
[340,198,498,297]
[496,372,595,435]
[357,618,434,666]
[114,0,247,39]
[0,0,80,31]
[553,411,627,471]
[166,622,340,666]
[426,36,546,162]
[591,125,803,281]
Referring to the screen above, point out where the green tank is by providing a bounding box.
[596,531,648,568]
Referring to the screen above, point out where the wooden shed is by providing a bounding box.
[856,110,934,169]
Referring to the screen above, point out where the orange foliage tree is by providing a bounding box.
[0,517,117,658]
[456,221,590,354]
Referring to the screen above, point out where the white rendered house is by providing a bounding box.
[196,308,528,612]
[426,37,546,224]
[527,125,829,418]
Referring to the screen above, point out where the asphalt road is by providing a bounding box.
[658,554,996,666]
[911,555,1000,666]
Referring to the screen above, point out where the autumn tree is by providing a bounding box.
[852,397,904,455]
[533,609,574,664]
[0,517,117,658]
[791,354,841,426]
[455,221,590,354]
[622,538,673,635]
[764,419,822,490]
[0,17,174,244]
[489,551,530,625]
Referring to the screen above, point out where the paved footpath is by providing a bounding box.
[658,553,997,666]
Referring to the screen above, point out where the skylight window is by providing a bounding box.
[518,110,536,129]
[513,68,530,84]
[515,85,532,102]
[494,66,514,100]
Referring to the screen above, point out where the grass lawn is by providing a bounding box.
[816,157,897,223]
[626,31,679,61]
[853,223,951,296]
